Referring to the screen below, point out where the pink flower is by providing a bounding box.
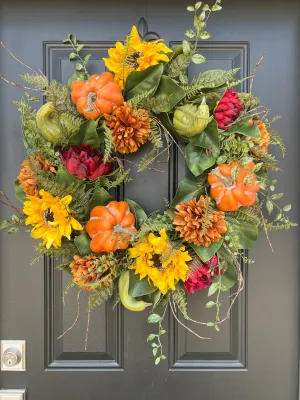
[60,144,113,180]
[184,255,223,294]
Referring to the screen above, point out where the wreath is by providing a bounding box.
[0,1,296,365]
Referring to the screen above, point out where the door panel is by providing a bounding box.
[0,0,299,399]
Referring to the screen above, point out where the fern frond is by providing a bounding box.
[127,87,157,108]
[60,113,82,136]
[88,285,114,310]
[19,73,49,90]
[136,213,173,240]
[265,221,297,231]
[102,123,114,163]
[172,289,189,320]
[45,80,78,116]
[269,130,286,157]
[137,121,164,172]
[35,240,77,260]
[101,169,132,190]
[227,206,261,226]
[167,53,191,78]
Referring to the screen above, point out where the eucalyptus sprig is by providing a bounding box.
[63,34,91,78]
[147,303,168,364]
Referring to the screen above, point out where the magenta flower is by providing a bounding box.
[60,144,113,180]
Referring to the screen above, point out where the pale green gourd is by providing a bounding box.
[36,102,64,144]
[173,97,210,137]
[118,271,151,312]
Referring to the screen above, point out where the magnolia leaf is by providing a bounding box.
[56,167,81,187]
[189,119,220,156]
[213,263,237,291]
[74,233,91,257]
[124,64,163,99]
[125,199,147,230]
[225,121,260,138]
[142,290,161,308]
[67,71,87,88]
[159,113,188,143]
[88,187,112,215]
[128,270,157,298]
[185,144,216,176]
[151,76,185,112]
[189,240,223,262]
[171,177,205,207]
[68,119,100,148]
[14,180,26,203]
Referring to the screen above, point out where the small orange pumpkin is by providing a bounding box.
[208,161,260,211]
[71,72,124,119]
[86,201,137,253]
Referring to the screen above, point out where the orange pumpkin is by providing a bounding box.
[71,72,124,119]
[208,161,260,211]
[86,201,137,253]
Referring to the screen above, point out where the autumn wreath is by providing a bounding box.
[0,1,296,364]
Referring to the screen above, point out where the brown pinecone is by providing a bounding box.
[70,254,118,291]
[105,102,151,154]
[18,151,56,196]
[173,196,227,247]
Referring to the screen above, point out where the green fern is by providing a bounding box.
[269,130,286,157]
[128,87,157,109]
[137,121,164,172]
[167,53,191,78]
[172,289,189,320]
[19,73,49,90]
[102,123,114,163]
[227,206,261,226]
[100,169,132,190]
[88,285,114,310]
[34,240,78,260]
[60,113,82,136]
[136,213,173,240]
[45,80,78,116]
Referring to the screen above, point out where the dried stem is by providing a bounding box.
[57,289,82,340]
[260,210,274,252]
[0,74,41,91]
[0,191,22,213]
[0,41,40,74]
[84,302,91,351]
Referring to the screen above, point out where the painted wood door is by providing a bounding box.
[0,0,299,398]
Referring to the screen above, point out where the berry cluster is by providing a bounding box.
[214,89,243,130]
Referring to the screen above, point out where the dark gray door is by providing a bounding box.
[0,0,299,399]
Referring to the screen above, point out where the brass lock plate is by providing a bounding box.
[0,341,26,371]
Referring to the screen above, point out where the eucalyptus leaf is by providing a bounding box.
[185,143,216,176]
[171,177,205,208]
[128,270,157,297]
[124,64,163,100]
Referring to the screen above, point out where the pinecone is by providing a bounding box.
[18,152,56,196]
[214,89,243,130]
[248,119,270,157]
[70,253,118,291]
[105,102,151,154]
[173,196,227,247]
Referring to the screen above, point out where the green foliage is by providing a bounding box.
[128,270,157,297]
[19,73,49,90]
[126,199,147,229]
[74,233,91,257]
[34,240,77,260]
[0,214,25,235]
[150,75,186,113]
[185,144,216,176]
[88,285,114,311]
[218,133,254,164]
[237,92,260,108]
[63,33,91,81]
[269,130,286,157]
[124,64,164,100]
[171,176,205,207]
[147,303,168,364]
[137,121,164,172]
[102,123,114,163]
[135,212,173,241]
[127,87,157,109]
[190,240,223,263]
[45,80,79,116]
[68,119,100,149]
[172,289,189,320]
[60,113,82,136]
[183,68,240,99]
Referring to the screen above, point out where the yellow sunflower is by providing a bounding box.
[23,189,83,249]
[129,228,191,295]
[103,26,172,89]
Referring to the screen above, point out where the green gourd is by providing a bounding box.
[118,271,151,312]
[36,102,64,144]
[173,97,210,137]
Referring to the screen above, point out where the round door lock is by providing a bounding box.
[2,347,22,367]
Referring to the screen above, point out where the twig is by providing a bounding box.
[260,210,274,252]
[84,302,91,351]
[57,289,82,340]
[0,41,40,74]
[0,191,22,213]
[0,74,42,91]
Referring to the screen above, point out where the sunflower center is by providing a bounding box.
[124,51,143,69]
[43,208,55,227]
[150,253,168,272]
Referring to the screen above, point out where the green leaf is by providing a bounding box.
[213,263,237,291]
[171,177,205,207]
[206,301,215,308]
[56,263,72,273]
[202,4,210,11]
[84,54,92,65]
[69,52,77,60]
[74,233,91,257]
[182,40,190,55]
[153,348,158,356]
[189,119,219,157]
[189,240,223,262]
[283,204,291,212]
[155,357,161,365]
[68,120,100,149]
[151,75,185,113]
[230,220,258,249]
[125,199,147,230]
[185,29,196,38]
[88,187,112,214]
[14,180,26,203]
[56,167,81,187]
[199,31,211,40]
[187,5,195,11]
[124,64,164,100]
[129,270,157,297]
[206,322,215,326]
[195,1,202,9]
[143,290,161,308]
[67,71,88,88]
[185,144,216,176]
[225,121,260,138]
[191,54,206,64]
[159,113,188,143]
[147,313,161,323]
[147,334,156,342]
[208,283,218,296]
[266,199,273,215]
[212,4,222,11]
